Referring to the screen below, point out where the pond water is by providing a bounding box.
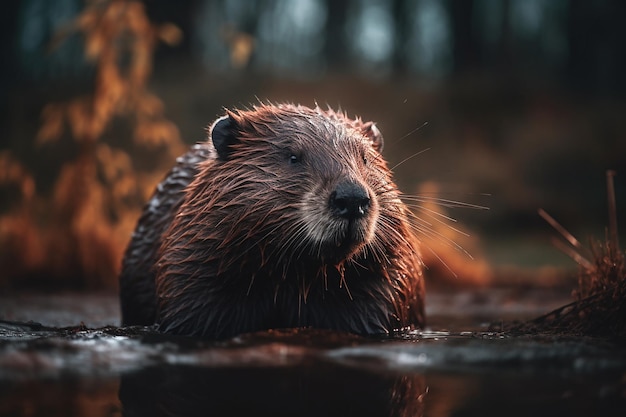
[1,289,625,417]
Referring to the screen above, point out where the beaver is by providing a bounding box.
[119,103,424,339]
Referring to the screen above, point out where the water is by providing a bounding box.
[1,289,625,416]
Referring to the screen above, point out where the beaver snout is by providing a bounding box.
[329,180,371,219]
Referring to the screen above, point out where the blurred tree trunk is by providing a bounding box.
[495,0,512,73]
[450,0,477,73]
[0,1,21,124]
[391,0,409,75]
[566,0,589,93]
[567,0,626,97]
[324,0,349,72]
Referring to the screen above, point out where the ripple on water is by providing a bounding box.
[1,321,625,380]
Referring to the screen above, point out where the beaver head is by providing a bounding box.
[155,103,423,338]
[190,104,398,266]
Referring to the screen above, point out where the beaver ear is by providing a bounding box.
[210,114,239,159]
[360,121,384,153]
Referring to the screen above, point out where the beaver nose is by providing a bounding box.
[329,181,371,219]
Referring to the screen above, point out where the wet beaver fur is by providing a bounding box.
[119,103,424,339]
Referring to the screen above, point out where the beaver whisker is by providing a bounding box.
[363,239,388,265]
[392,121,430,145]
[270,221,305,258]
[389,148,431,171]
[366,228,394,264]
[375,214,415,254]
[272,222,312,272]
[249,222,309,282]
[403,210,474,260]
[402,203,470,237]
[246,272,256,296]
[372,187,402,206]
[421,242,458,278]
[286,208,326,259]
[400,198,475,240]
[401,194,489,210]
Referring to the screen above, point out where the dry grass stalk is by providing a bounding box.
[518,171,625,338]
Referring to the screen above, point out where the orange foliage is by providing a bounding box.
[0,0,184,289]
[220,25,256,69]
[0,153,47,283]
[38,0,183,145]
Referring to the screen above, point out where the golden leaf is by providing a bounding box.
[21,177,36,201]
[136,93,165,117]
[67,98,88,140]
[133,119,181,147]
[0,152,36,205]
[158,23,183,46]
[230,34,255,69]
[96,143,133,184]
[221,25,255,69]
[36,104,66,145]
[84,31,106,61]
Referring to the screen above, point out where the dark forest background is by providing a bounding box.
[1,0,625,290]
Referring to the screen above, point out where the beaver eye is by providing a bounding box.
[289,154,301,164]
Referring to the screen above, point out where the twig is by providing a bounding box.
[606,170,619,255]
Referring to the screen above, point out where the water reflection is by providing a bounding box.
[2,291,626,417]
[1,321,625,417]
[2,364,623,417]
[119,364,426,417]
[0,378,121,417]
